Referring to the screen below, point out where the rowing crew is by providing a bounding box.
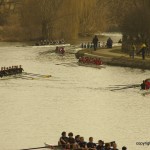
[58,131,127,150]
[0,65,24,78]
[35,39,65,46]
[79,56,103,65]
[55,46,65,54]
[141,79,150,90]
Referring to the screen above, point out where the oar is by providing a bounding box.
[23,72,51,78]
[20,146,48,150]
[21,143,61,150]
[109,84,141,87]
[110,86,140,91]
[110,84,140,91]
[14,75,34,80]
[21,77,34,80]
[29,74,51,78]
[44,143,62,149]
[55,62,69,65]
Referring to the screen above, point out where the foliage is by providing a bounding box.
[1,0,150,42]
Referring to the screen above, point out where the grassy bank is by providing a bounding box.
[75,47,150,70]
[108,57,150,70]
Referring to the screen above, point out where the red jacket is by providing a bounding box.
[145,80,150,89]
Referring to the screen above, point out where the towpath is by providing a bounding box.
[91,46,150,60]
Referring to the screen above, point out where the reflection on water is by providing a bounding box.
[0,43,150,150]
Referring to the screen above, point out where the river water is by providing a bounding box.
[0,38,150,150]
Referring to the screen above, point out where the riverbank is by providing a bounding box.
[75,46,150,70]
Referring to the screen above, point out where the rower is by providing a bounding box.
[141,80,146,90]
[15,66,18,74]
[2,67,6,76]
[122,146,127,150]
[75,135,80,144]
[8,67,11,75]
[68,132,77,149]
[0,67,3,78]
[105,143,111,150]
[79,57,82,62]
[19,65,24,73]
[78,137,87,149]
[5,67,9,76]
[96,140,104,150]
[145,79,150,90]
[55,46,59,53]
[12,66,16,75]
[15,66,20,74]
[4,67,8,76]
[61,39,65,44]
[87,137,96,150]
[59,131,69,148]
[112,142,119,150]
[11,66,16,74]
[60,47,65,54]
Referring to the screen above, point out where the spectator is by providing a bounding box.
[106,37,113,48]
[92,35,99,51]
[130,43,136,59]
[138,43,147,60]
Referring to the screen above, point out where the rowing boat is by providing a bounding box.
[32,44,70,48]
[109,83,150,96]
[55,47,65,55]
[0,74,22,80]
[0,72,52,80]
[78,62,105,69]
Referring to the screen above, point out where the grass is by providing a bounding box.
[110,48,125,54]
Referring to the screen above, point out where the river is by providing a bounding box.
[0,37,150,150]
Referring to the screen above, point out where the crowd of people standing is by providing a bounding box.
[58,132,127,150]
[129,43,148,60]
[81,36,113,50]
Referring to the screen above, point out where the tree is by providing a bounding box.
[21,0,63,40]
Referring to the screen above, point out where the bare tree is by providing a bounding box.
[21,0,63,40]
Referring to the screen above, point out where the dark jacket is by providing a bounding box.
[93,36,98,44]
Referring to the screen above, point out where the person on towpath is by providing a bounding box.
[92,35,99,51]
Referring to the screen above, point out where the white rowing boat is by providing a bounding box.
[32,44,71,48]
